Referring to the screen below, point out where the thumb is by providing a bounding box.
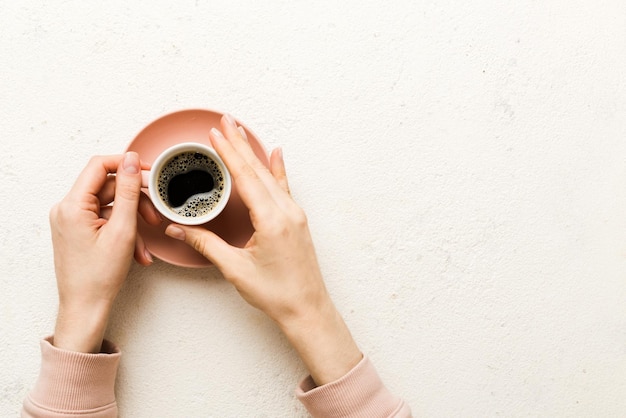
[165,224,238,271]
[108,152,142,232]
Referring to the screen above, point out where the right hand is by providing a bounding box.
[165,115,362,385]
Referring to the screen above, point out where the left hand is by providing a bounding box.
[165,116,362,385]
[50,152,161,353]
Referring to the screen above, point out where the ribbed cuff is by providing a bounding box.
[27,336,121,413]
[296,355,406,418]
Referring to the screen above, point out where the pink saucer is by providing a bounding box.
[126,109,268,267]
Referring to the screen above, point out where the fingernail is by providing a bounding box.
[237,126,248,141]
[277,147,283,160]
[165,225,186,241]
[210,127,225,140]
[144,248,153,263]
[224,113,237,127]
[123,152,140,174]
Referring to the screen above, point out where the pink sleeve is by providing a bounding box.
[295,355,412,418]
[22,337,121,418]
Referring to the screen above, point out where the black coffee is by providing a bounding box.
[167,170,214,207]
[157,151,225,218]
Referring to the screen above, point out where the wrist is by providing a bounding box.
[276,295,336,336]
[53,302,112,353]
[279,300,362,386]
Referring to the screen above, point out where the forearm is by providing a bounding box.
[286,301,413,417]
[279,299,362,386]
[54,301,112,353]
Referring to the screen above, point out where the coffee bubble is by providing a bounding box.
[156,151,225,218]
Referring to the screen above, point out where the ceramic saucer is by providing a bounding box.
[125,109,268,267]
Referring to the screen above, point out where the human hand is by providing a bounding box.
[165,115,362,385]
[50,153,161,353]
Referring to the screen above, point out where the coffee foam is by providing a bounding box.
[157,151,225,218]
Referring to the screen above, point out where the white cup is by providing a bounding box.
[145,142,231,225]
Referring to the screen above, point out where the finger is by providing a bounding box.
[69,155,125,199]
[98,177,159,225]
[134,232,153,266]
[221,115,288,202]
[99,169,151,205]
[221,115,262,168]
[138,191,162,226]
[100,206,152,265]
[209,128,278,221]
[106,152,142,233]
[101,193,160,226]
[96,176,117,205]
[100,205,112,218]
[269,148,290,194]
[237,126,248,142]
[165,224,238,272]
[73,156,151,202]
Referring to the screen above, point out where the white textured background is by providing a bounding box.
[2,1,626,416]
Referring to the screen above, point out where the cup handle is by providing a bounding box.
[141,170,150,189]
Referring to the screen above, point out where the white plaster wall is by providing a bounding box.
[1,0,625,416]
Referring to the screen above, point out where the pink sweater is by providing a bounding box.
[22,337,411,417]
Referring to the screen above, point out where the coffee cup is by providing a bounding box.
[142,142,232,225]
